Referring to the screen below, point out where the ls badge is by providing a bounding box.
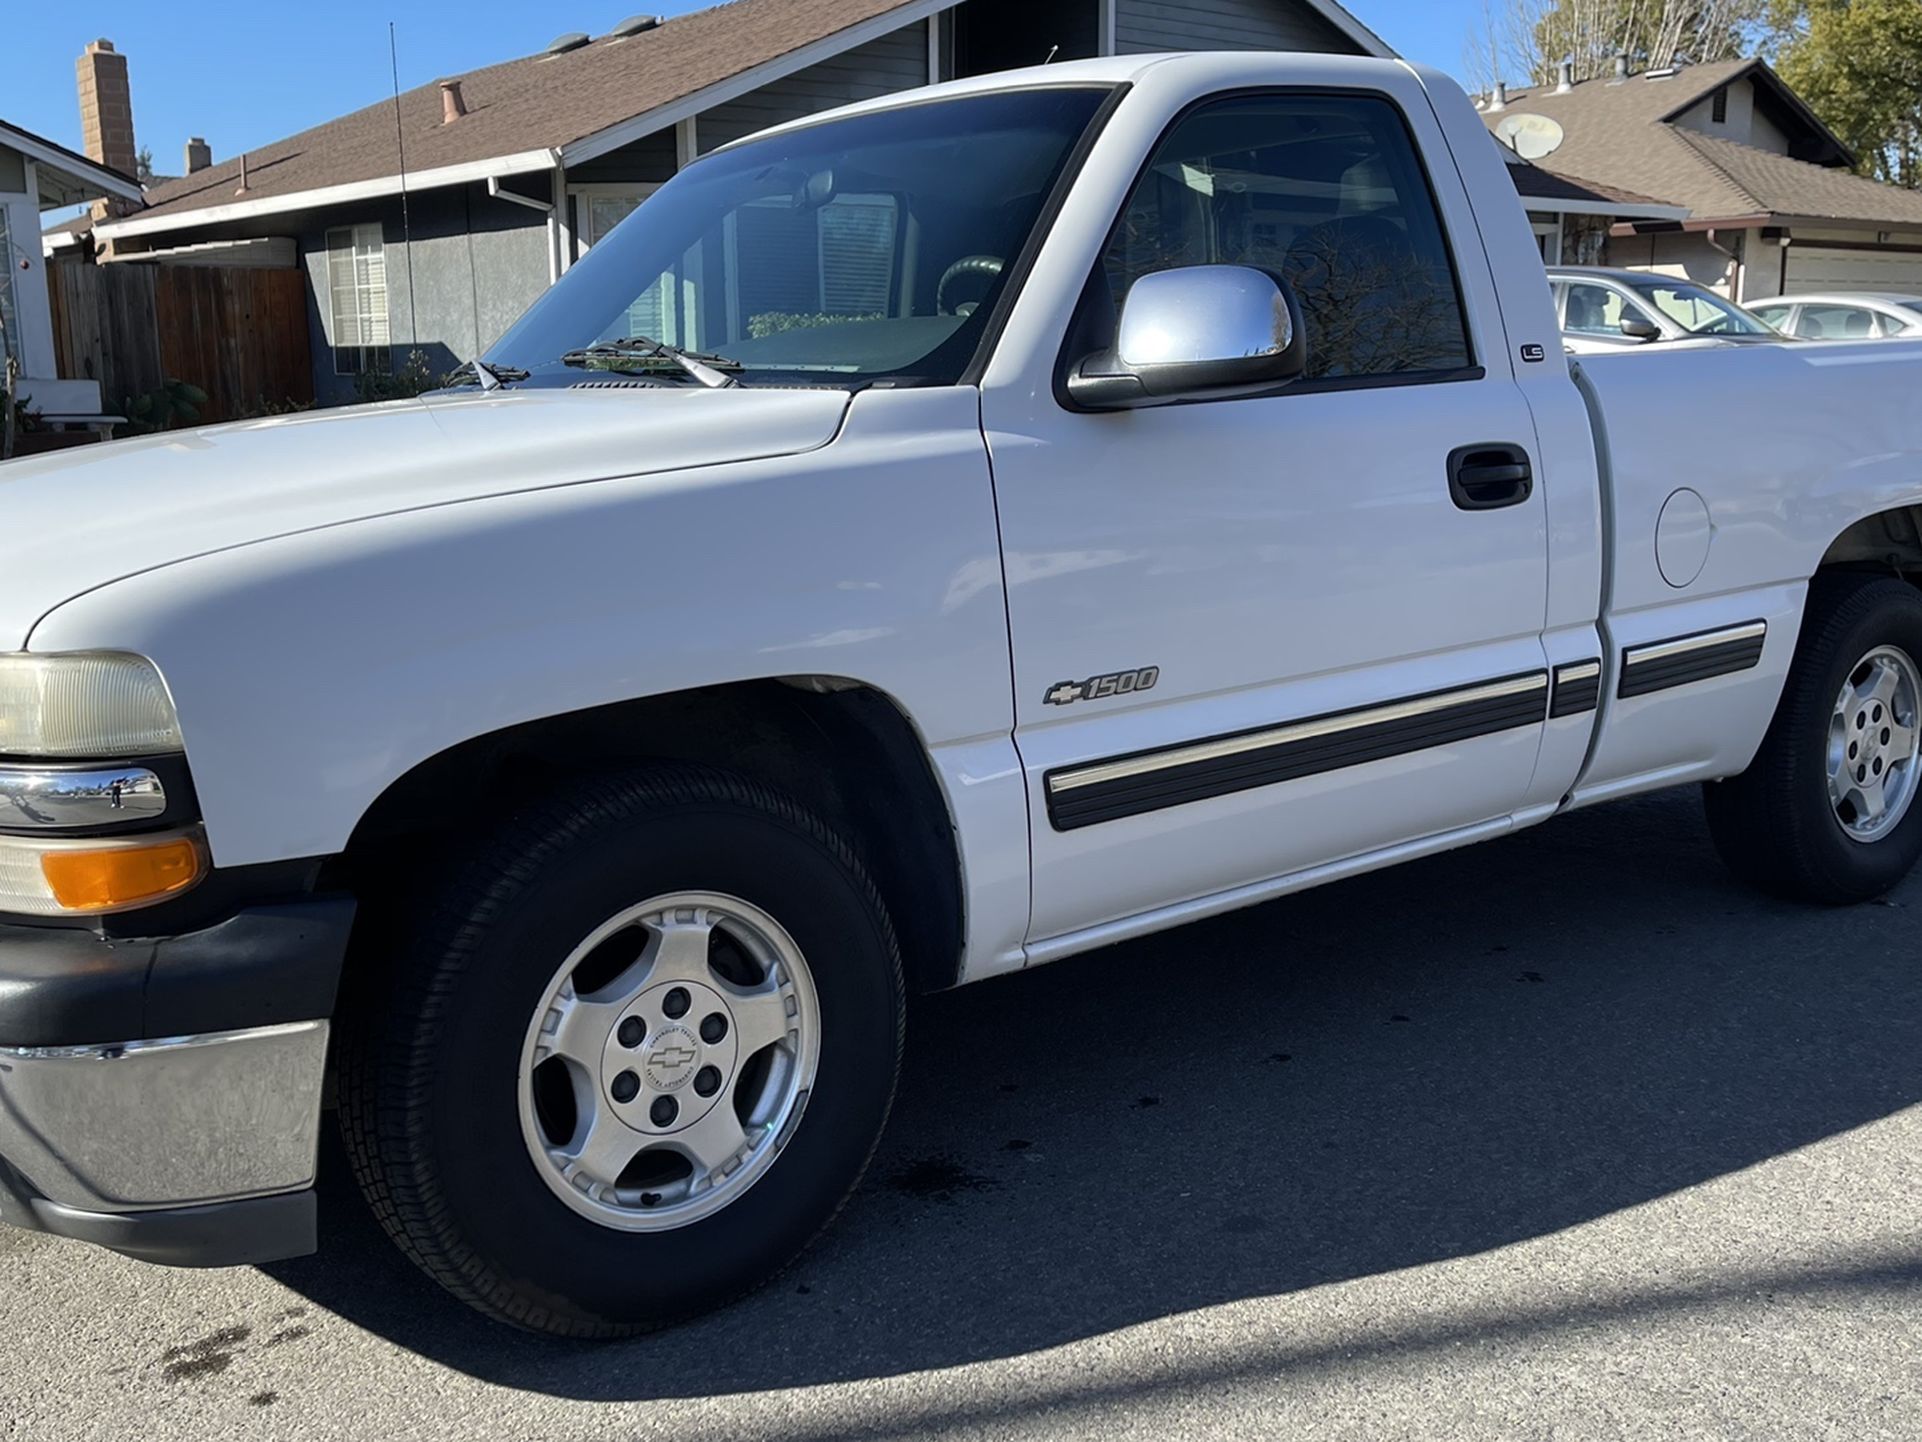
[1043,666,1161,706]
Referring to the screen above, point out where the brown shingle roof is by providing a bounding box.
[1672,128,1922,226]
[118,0,925,226]
[1479,58,1922,228]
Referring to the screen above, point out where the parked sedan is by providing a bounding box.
[1748,293,1922,341]
[1548,266,1785,354]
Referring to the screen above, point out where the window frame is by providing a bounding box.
[324,221,391,377]
[1054,86,1487,412]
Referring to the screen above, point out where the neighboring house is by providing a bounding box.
[1481,58,1922,304]
[0,117,143,416]
[1500,150,1687,265]
[87,0,1401,403]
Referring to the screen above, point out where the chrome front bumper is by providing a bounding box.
[0,1020,328,1214]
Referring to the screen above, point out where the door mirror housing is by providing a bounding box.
[1067,265,1307,410]
[1618,315,1662,341]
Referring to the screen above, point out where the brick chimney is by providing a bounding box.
[185,136,212,174]
[76,39,138,218]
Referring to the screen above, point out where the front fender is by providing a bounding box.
[29,389,1011,869]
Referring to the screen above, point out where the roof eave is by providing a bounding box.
[0,120,144,206]
[94,148,560,240]
[1611,212,1922,237]
[1528,196,1690,221]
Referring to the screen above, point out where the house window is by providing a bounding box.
[573,187,656,250]
[1711,88,1728,124]
[0,208,19,370]
[325,223,390,375]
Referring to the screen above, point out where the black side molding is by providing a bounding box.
[1045,671,1548,831]
[1619,621,1767,699]
[1550,660,1602,718]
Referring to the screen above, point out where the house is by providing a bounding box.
[86,0,1399,403]
[0,116,142,418]
[1481,58,1922,303]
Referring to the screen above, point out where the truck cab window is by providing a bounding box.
[1101,93,1472,380]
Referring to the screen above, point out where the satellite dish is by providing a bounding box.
[1496,113,1567,161]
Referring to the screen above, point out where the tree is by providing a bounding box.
[134,145,155,186]
[1771,0,1922,189]
[1467,0,1768,91]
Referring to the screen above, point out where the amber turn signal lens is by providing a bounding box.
[39,835,205,912]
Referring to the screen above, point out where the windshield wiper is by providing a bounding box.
[444,358,530,390]
[560,336,741,389]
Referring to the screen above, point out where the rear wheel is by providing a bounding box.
[1705,574,1922,902]
[337,766,904,1337]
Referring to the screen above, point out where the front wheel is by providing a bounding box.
[337,766,904,1337]
[1705,574,1922,903]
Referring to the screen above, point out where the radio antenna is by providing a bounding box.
[389,21,420,357]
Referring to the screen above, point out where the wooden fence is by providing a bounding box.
[47,261,313,423]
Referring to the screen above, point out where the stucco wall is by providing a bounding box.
[1114,0,1358,54]
[297,179,551,405]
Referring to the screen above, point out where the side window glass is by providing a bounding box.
[1752,304,1792,331]
[1100,93,1472,381]
[1798,304,1878,340]
[1563,284,1625,334]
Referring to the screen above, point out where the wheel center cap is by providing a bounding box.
[643,1025,701,1092]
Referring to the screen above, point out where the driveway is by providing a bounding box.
[4,787,1919,1440]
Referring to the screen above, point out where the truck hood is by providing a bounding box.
[0,386,848,648]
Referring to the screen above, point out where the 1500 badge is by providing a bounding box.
[1043,667,1161,706]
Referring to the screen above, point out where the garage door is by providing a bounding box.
[1785,246,1922,295]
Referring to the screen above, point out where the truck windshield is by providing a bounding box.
[486,87,1111,388]
[1632,280,1772,336]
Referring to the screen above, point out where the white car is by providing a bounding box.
[1548,265,1787,353]
[1749,292,1922,341]
[5,52,1922,1338]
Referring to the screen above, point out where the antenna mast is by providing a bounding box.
[389,21,420,359]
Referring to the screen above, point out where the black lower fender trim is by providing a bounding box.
[0,895,356,1048]
[18,1185,316,1268]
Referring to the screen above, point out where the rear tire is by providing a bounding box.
[336,765,904,1338]
[1704,574,1922,903]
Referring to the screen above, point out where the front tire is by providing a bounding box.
[1705,574,1922,903]
[337,766,904,1337]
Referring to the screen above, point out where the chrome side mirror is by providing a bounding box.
[1619,315,1662,341]
[1067,265,1307,410]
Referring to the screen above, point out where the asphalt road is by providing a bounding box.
[5,787,1920,1441]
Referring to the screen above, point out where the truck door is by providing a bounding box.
[980,81,1553,946]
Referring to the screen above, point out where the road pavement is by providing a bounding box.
[4,787,1919,1441]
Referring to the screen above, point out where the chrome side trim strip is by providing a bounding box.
[1624,621,1767,668]
[1554,661,1601,684]
[1049,672,1548,795]
[0,766,167,831]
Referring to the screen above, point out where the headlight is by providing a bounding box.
[0,653,184,758]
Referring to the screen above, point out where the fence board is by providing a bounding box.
[45,260,311,424]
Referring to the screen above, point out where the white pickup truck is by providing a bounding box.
[4,51,1921,1338]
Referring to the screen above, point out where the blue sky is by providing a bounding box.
[10,2,1480,175]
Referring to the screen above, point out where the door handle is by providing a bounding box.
[1448,444,1534,511]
